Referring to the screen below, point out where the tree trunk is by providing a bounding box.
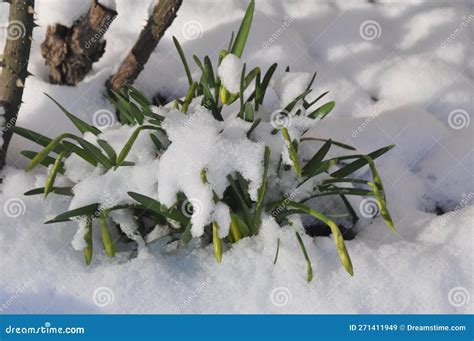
[40,0,117,86]
[0,0,35,171]
[106,0,182,93]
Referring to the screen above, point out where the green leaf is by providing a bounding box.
[230,0,255,57]
[25,133,69,172]
[45,94,101,135]
[300,137,356,150]
[229,214,242,242]
[172,36,193,86]
[305,71,317,92]
[256,63,277,106]
[227,176,255,233]
[331,144,395,178]
[21,150,65,173]
[281,128,302,178]
[239,63,247,118]
[149,133,162,150]
[44,151,66,197]
[246,117,261,138]
[45,204,100,224]
[273,238,280,265]
[302,139,332,177]
[12,126,62,153]
[24,187,73,196]
[181,221,193,245]
[83,217,93,265]
[212,222,223,263]
[295,232,313,282]
[230,213,252,237]
[115,126,163,168]
[127,192,189,225]
[285,90,312,112]
[182,82,198,113]
[97,139,117,165]
[365,156,396,232]
[99,211,116,257]
[304,91,329,110]
[203,56,216,89]
[243,103,254,122]
[287,201,353,276]
[308,101,335,119]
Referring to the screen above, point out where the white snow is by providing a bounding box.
[0,0,473,314]
[218,54,243,94]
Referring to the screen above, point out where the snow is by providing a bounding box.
[218,54,243,94]
[1,0,473,314]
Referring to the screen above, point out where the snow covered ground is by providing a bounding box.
[1,0,473,314]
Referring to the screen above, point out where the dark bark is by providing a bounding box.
[40,0,117,86]
[106,0,182,93]
[0,0,35,170]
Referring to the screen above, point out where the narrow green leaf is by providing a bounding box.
[181,221,193,245]
[295,232,313,282]
[365,156,396,232]
[97,139,117,165]
[300,137,356,150]
[149,133,162,150]
[44,151,66,197]
[45,94,101,135]
[45,204,100,224]
[212,222,223,263]
[25,133,69,172]
[246,117,261,138]
[21,150,65,173]
[83,217,93,265]
[331,144,395,178]
[100,211,116,257]
[273,238,280,265]
[115,126,163,168]
[256,63,277,105]
[308,101,335,119]
[24,187,73,196]
[287,201,353,276]
[127,192,189,225]
[304,91,329,110]
[230,0,255,57]
[281,128,302,178]
[172,36,193,86]
[302,139,332,177]
[182,82,198,113]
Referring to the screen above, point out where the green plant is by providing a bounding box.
[14,0,395,281]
